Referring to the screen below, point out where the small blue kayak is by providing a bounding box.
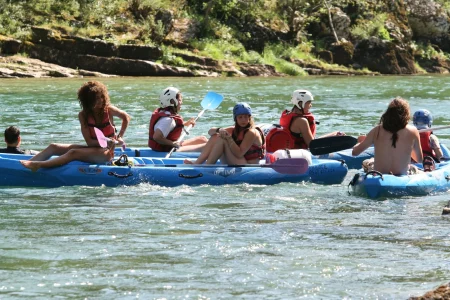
[0,154,348,188]
[349,161,450,199]
[317,144,450,169]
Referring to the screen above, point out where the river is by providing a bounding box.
[1,76,450,299]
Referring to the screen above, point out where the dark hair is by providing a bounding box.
[4,126,20,144]
[77,81,111,123]
[379,97,410,148]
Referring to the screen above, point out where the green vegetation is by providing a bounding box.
[0,0,449,75]
[350,13,391,41]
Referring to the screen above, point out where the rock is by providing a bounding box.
[30,26,163,60]
[317,50,333,64]
[409,282,450,299]
[330,41,354,66]
[353,37,417,74]
[164,18,199,49]
[0,36,22,54]
[237,62,282,77]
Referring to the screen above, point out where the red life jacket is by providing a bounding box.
[419,131,436,160]
[148,108,184,152]
[88,109,116,139]
[273,110,316,150]
[232,126,266,161]
[265,125,295,152]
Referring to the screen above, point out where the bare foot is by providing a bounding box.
[184,159,194,164]
[20,160,40,172]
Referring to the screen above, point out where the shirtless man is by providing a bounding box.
[352,97,423,175]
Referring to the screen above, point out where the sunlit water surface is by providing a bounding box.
[1,76,450,299]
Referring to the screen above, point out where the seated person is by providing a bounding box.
[148,87,207,152]
[413,109,443,162]
[353,97,423,175]
[185,102,265,165]
[265,89,344,152]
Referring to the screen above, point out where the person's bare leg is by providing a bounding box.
[184,135,218,164]
[21,147,110,171]
[220,141,247,165]
[178,136,208,152]
[205,138,228,164]
[30,143,85,161]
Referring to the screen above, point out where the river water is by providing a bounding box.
[1,76,450,299]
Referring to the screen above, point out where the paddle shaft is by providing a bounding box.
[165,108,206,158]
[419,125,450,133]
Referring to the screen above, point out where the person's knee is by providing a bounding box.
[200,136,208,143]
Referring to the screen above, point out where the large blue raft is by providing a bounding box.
[349,162,450,199]
[0,154,348,188]
[115,146,372,169]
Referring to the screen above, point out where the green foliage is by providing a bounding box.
[412,42,449,60]
[263,44,307,76]
[350,13,391,41]
[240,50,264,64]
[190,38,246,60]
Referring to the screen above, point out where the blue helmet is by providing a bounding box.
[413,109,433,129]
[233,102,252,121]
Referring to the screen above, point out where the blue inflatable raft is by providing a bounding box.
[0,154,348,188]
[114,146,372,169]
[349,161,450,199]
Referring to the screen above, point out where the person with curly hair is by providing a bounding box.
[21,81,130,172]
[352,97,423,175]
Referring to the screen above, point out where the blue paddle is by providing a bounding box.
[165,91,224,158]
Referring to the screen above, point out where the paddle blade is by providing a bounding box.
[201,92,224,110]
[94,127,108,148]
[309,136,358,155]
[268,158,309,174]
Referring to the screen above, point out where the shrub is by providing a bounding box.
[350,13,391,41]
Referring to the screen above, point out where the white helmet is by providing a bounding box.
[159,87,180,108]
[291,89,314,110]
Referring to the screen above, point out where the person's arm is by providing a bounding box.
[153,129,180,148]
[109,105,131,145]
[430,134,443,160]
[207,126,232,136]
[79,111,100,147]
[352,126,377,156]
[223,128,258,159]
[153,118,179,148]
[411,128,423,164]
[291,118,314,147]
[184,117,196,127]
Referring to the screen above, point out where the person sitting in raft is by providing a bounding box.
[148,87,208,152]
[184,102,265,165]
[0,126,38,155]
[413,109,443,162]
[353,97,423,175]
[265,89,344,152]
[20,81,130,172]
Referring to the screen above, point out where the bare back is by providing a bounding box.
[353,124,423,175]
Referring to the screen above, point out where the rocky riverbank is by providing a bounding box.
[0,26,377,79]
